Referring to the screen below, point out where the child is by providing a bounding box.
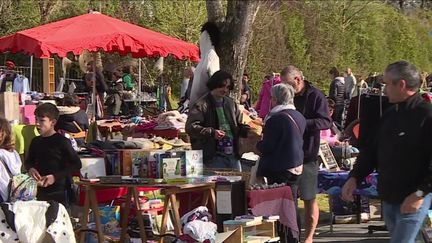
[0,118,22,202]
[26,103,82,206]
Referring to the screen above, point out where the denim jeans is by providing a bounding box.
[383,193,432,243]
[205,155,242,171]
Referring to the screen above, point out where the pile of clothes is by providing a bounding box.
[0,201,75,243]
[155,111,188,130]
[177,206,217,243]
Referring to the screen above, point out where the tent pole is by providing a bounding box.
[29,55,33,90]
[92,53,97,121]
[138,58,142,94]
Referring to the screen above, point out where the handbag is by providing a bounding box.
[0,158,38,202]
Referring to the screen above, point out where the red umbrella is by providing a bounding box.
[0,12,199,61]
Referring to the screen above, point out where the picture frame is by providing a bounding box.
[318,141,340,172]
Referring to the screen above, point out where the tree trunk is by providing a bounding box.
[38,0,59,24]
[206,0,260,100]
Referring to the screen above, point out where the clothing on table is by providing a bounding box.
[294,81,332,164]
[255,76,281,119]
[25,133,82,205]
[0,150,22,202]
[350,92,432,204]
[248,186,299,242]
[383,193,432,243]
[186,94,249,163]
[265,172,300,243]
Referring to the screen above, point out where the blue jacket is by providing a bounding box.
[257,109,306,173]
[294,81,332,163]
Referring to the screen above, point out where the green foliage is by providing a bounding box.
[247,0,432,98]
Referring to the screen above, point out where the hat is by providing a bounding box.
[5,61,15,70]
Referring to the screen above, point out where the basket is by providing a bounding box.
[213,170,251,189]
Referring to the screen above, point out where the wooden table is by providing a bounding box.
[76,181,216,243]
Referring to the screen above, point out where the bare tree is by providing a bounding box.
[206,0,260,99]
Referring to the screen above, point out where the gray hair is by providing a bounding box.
[281,65,303,81]
[271,83,295,105]
[385,60,420,91]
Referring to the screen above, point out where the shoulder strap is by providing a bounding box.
[0,158,13,178]
[72,121,83,132]
[282,111,301,135]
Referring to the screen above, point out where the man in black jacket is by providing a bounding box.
[342,61,432,243]
[281,65,332,243]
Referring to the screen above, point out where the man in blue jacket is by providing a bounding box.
[281,65,332,243]
[342,61,432,243]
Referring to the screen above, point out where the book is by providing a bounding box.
[223,218,262,226]
[263,215,280,221]
[235,215,263,221]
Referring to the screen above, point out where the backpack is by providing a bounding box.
[0,159,38,202]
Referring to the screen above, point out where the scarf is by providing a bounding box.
[264,104,296,123]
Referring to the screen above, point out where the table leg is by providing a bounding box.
[159,195,171,243]
[208,188,216,219]
[169,194,182,236]
[120,189,132,243]
[132,188,148,242]
[79,187,91,243]
[201,190,209,206]
[88,187,104,243]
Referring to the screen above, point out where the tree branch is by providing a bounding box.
[206,0,225,22]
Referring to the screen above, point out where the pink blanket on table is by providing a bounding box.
[248,186,298,238]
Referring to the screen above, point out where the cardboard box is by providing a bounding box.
[0,92,20,122]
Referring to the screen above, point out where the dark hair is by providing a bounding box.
[329,67,340,78]
[243,73,250,79]
[201,22,220,48]
[385,60,420,91]
[62,94,78,106]
[0,118,14,151]
[35,103,59,120]
[122,65,132,74]
[207,70,234,91]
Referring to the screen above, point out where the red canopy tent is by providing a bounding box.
[0,12,199,61]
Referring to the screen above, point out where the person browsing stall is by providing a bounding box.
[281,65,332,243]
[26,103,82,206]
[342,61,432,243]
[186,70,249,171]
[256,83,306,242]
[0,118,22,203]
